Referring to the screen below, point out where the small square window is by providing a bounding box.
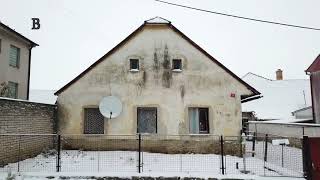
[130,59,139,70]
[172,59,182,70]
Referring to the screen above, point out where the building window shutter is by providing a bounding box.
[8,82,18,99]
[9,45,20,67]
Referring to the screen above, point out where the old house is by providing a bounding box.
[306,54,320,124]
[54,17,260,136]
[0,22,38,100]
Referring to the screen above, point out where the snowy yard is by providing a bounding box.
[0,140,304,179]
[0,149,303,176]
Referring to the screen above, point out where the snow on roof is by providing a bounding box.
[145,16,171,24]
[260,118,312,124]
[242,72,311,120]
[29,89,57,105]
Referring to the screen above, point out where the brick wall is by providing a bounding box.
[0,98,57,167]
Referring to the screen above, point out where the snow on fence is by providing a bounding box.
[0,134,304,178]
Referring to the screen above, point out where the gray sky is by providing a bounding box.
[0,0,319,90]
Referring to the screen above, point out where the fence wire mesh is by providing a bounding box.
[0,134,304,178]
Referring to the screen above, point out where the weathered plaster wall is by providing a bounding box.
[57,24,252,136]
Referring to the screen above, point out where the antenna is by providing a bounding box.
[303,90,307,106]
[99,96,122,119]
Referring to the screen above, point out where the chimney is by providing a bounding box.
[276,69,283,80]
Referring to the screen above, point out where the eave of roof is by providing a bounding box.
[55,20,260,97]
[0,21,39,47]
[306,54,320,73]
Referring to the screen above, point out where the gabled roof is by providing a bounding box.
[306,54,320,73]
[55,17,260,97]
[0,21,38,47]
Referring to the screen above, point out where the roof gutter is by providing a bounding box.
[241,95,263,103]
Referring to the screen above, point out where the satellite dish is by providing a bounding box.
[99,96,122,119]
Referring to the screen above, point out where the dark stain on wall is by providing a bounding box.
[180,85,185,99]
[153,50,160,71]
[161,45,173,88]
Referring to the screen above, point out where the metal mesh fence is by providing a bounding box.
[0,134,305,178]
[0,134,57,172]
[60,134,139,172]
[140,135,221,173]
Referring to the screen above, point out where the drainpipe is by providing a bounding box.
[26,46,33,100]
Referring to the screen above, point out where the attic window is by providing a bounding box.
[130,59,139,71]
[172,59,182,71]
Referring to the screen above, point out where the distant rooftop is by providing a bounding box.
[242,72,311,120]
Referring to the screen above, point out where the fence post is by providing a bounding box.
[138,133,141,173]
[220,135,225,175]
[252,132,256,157]
[18,135,21,173]
[239,134,243,157]
[56,135,61,172]
[264,134,268,162]
[302,136,312,180]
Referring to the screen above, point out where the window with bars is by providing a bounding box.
[137,107,157,133]
[9,45,20,68]
[189,107,209,134]
[8,82,18,99]
[84,108,105,134]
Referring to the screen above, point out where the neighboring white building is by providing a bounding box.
[242,71,311,121]
[54,17,260,136]
[29,89,57,105]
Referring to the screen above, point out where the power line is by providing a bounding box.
[154,0,320,31]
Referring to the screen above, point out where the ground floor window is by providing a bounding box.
[8,81,18,99]
[84,108,104,134]
[137,107,157,133]
[189,107,209,134]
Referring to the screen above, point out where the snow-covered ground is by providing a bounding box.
[0,139,304,179]
[0,142,303,179]
[0,172,305,180]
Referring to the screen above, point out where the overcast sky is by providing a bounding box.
[0,0,319,90]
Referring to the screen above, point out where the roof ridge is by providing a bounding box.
[242,72,273,81]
